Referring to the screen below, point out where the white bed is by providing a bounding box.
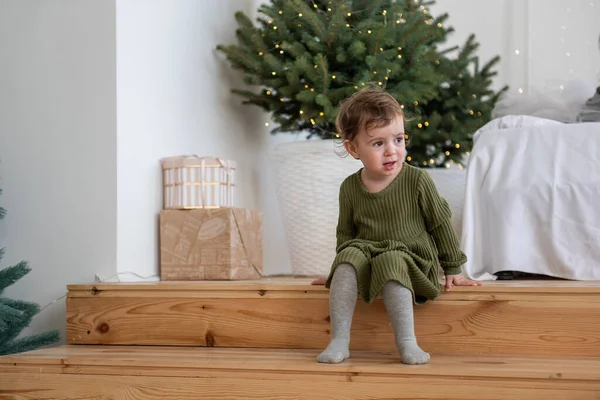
[460,116,600,281]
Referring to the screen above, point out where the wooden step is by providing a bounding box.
[66,278,600,357]
[1,345,599,399]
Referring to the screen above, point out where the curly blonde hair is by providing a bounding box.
[336,86,407,145]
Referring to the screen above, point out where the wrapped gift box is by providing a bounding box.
[159,207,263,281]
[161,155,236,209]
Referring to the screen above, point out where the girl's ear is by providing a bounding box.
[344,139,359,159]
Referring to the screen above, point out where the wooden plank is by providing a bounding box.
[3,371,600,400]
[66,277,600,295]
[1,346,599,400]
[3,346,600,380]
[66,286,600,356]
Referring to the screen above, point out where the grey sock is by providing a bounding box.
[382,281,430,365]
[317,264,357,364]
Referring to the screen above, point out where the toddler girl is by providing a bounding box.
[315,86,480,365]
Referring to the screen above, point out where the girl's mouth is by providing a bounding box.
[383,161,396,170]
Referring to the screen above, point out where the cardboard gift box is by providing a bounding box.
[160,208,262,280]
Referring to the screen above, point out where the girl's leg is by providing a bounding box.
[317,263,357,364]
[381,280,430,365]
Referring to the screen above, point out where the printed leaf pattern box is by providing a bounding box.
[160,208,263,280]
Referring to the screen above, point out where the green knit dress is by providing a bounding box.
[324,163,467,305]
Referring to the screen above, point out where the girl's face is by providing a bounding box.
[344,114,406,180]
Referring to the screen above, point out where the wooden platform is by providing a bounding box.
[66,278,600,357]
[2,345,600,400]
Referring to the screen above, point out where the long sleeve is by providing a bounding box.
[336,182,355,251]
[417,171,466,275]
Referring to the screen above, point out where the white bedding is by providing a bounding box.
[460,116,600,280]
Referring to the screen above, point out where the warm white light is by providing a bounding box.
[518,88,524,93]
[265,122,269,126]
[514,49,520,55]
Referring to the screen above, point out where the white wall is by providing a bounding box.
[431,0,600,94]
[0,0,117,342]
[115,0,274,280]
[526,0,600,91]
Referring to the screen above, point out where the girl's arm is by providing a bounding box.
[312,182,355,286]
[335,182,355,250]
[417,171,466,276]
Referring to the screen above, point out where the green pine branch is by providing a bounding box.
[0,330,60,356]
[0,261,30,294]
[0,188,60,355]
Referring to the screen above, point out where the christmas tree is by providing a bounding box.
[217,0,508,168]
[0,188,60,356]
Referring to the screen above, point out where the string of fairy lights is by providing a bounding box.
[513,1,597,94]
[260,3,475,166]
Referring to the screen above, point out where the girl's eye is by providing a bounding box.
[396,136,404,143]
[373,141,383,147]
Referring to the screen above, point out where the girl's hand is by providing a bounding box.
[311,276,327,285]
[444,274,481,291]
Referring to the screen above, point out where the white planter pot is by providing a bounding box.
[271,139,467,277]
[270,139,362,276]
